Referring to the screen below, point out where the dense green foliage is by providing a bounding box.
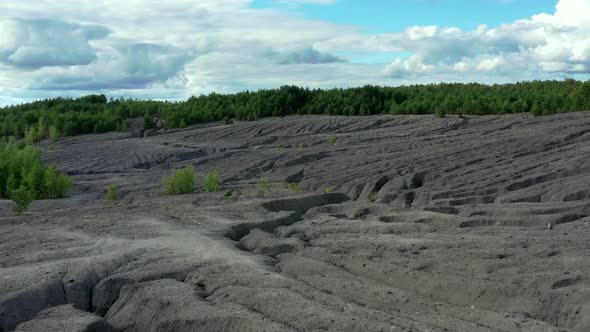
[0,140,72,203]
[164,164,196,195]
[1,80,589,140]
[11,186,33,215]
[203,170,222,192]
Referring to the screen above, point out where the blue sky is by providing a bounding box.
[253,0,557,33]
[0,0,589,105]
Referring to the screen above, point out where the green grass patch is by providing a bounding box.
[287,182,302,192]
[257,177,271,193]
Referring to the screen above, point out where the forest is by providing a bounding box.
[1,80,589,141]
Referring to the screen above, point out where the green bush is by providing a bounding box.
[144,113,157,130]
[287,182,302,192]
[204,170,222,192]
[48,126,61,140]
[24,126,38,145]
[40,165,72,199]
[223,117,234,125]
[276,145,285,152]
[0,143,72,200]
[11,186,33,215]
[328,134,337,145]
[164,164,196,194]
[105,184,120,206]
[257,177,270,193]
[368,192,379,202]
[224,190,233,198]
[435,106,447,118]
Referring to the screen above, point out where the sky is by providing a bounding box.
[0,0,589,106]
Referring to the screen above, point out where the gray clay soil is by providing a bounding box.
[2,113,590,331]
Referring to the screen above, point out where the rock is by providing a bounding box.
[15,304,112,332]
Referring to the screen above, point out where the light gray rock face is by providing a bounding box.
[15,305,112,332]
[2,113,590,331]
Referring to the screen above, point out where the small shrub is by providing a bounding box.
[48,126,61,140]
[48,144,56,151]
[11,186,33,215]
[224,190,233,197]
[276,145,285,152]
[325,187,332,193]
[223,117,234,125]
[0,143,72,200]
[164,164,196,195]
[105,184,120,206]
[328,134,337,145]
[368,192,379,202]
[204,170,222,192]
[41,165,73,199]
[117,120,128,132]
[435,106,447,118]
[24,126,38,145]
[257,177,270,193]
[287,182,302,192]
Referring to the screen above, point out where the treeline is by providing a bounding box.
[0,139,72,202]
[1,80,589,139]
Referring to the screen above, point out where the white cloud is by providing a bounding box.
[374,0,590,79]
[0,19,109,68]
[0,0,588,105]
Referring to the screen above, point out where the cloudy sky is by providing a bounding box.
[0,0,589,106]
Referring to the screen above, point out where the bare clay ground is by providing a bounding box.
[1,113,590,331]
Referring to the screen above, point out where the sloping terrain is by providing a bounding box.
[1,113,590,331]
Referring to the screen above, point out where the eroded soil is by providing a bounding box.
[2,113,590,331]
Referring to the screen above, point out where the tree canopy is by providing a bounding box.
[1,80,589,140]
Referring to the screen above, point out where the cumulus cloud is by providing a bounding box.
[380,0,590,78]
[0,0,588,105]
[0,19,110,68]
[31,42,193,90]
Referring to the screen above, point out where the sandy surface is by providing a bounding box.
[1,113,590,331]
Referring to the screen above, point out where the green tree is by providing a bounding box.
[49,126,61,140]
[144,113,157,130]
